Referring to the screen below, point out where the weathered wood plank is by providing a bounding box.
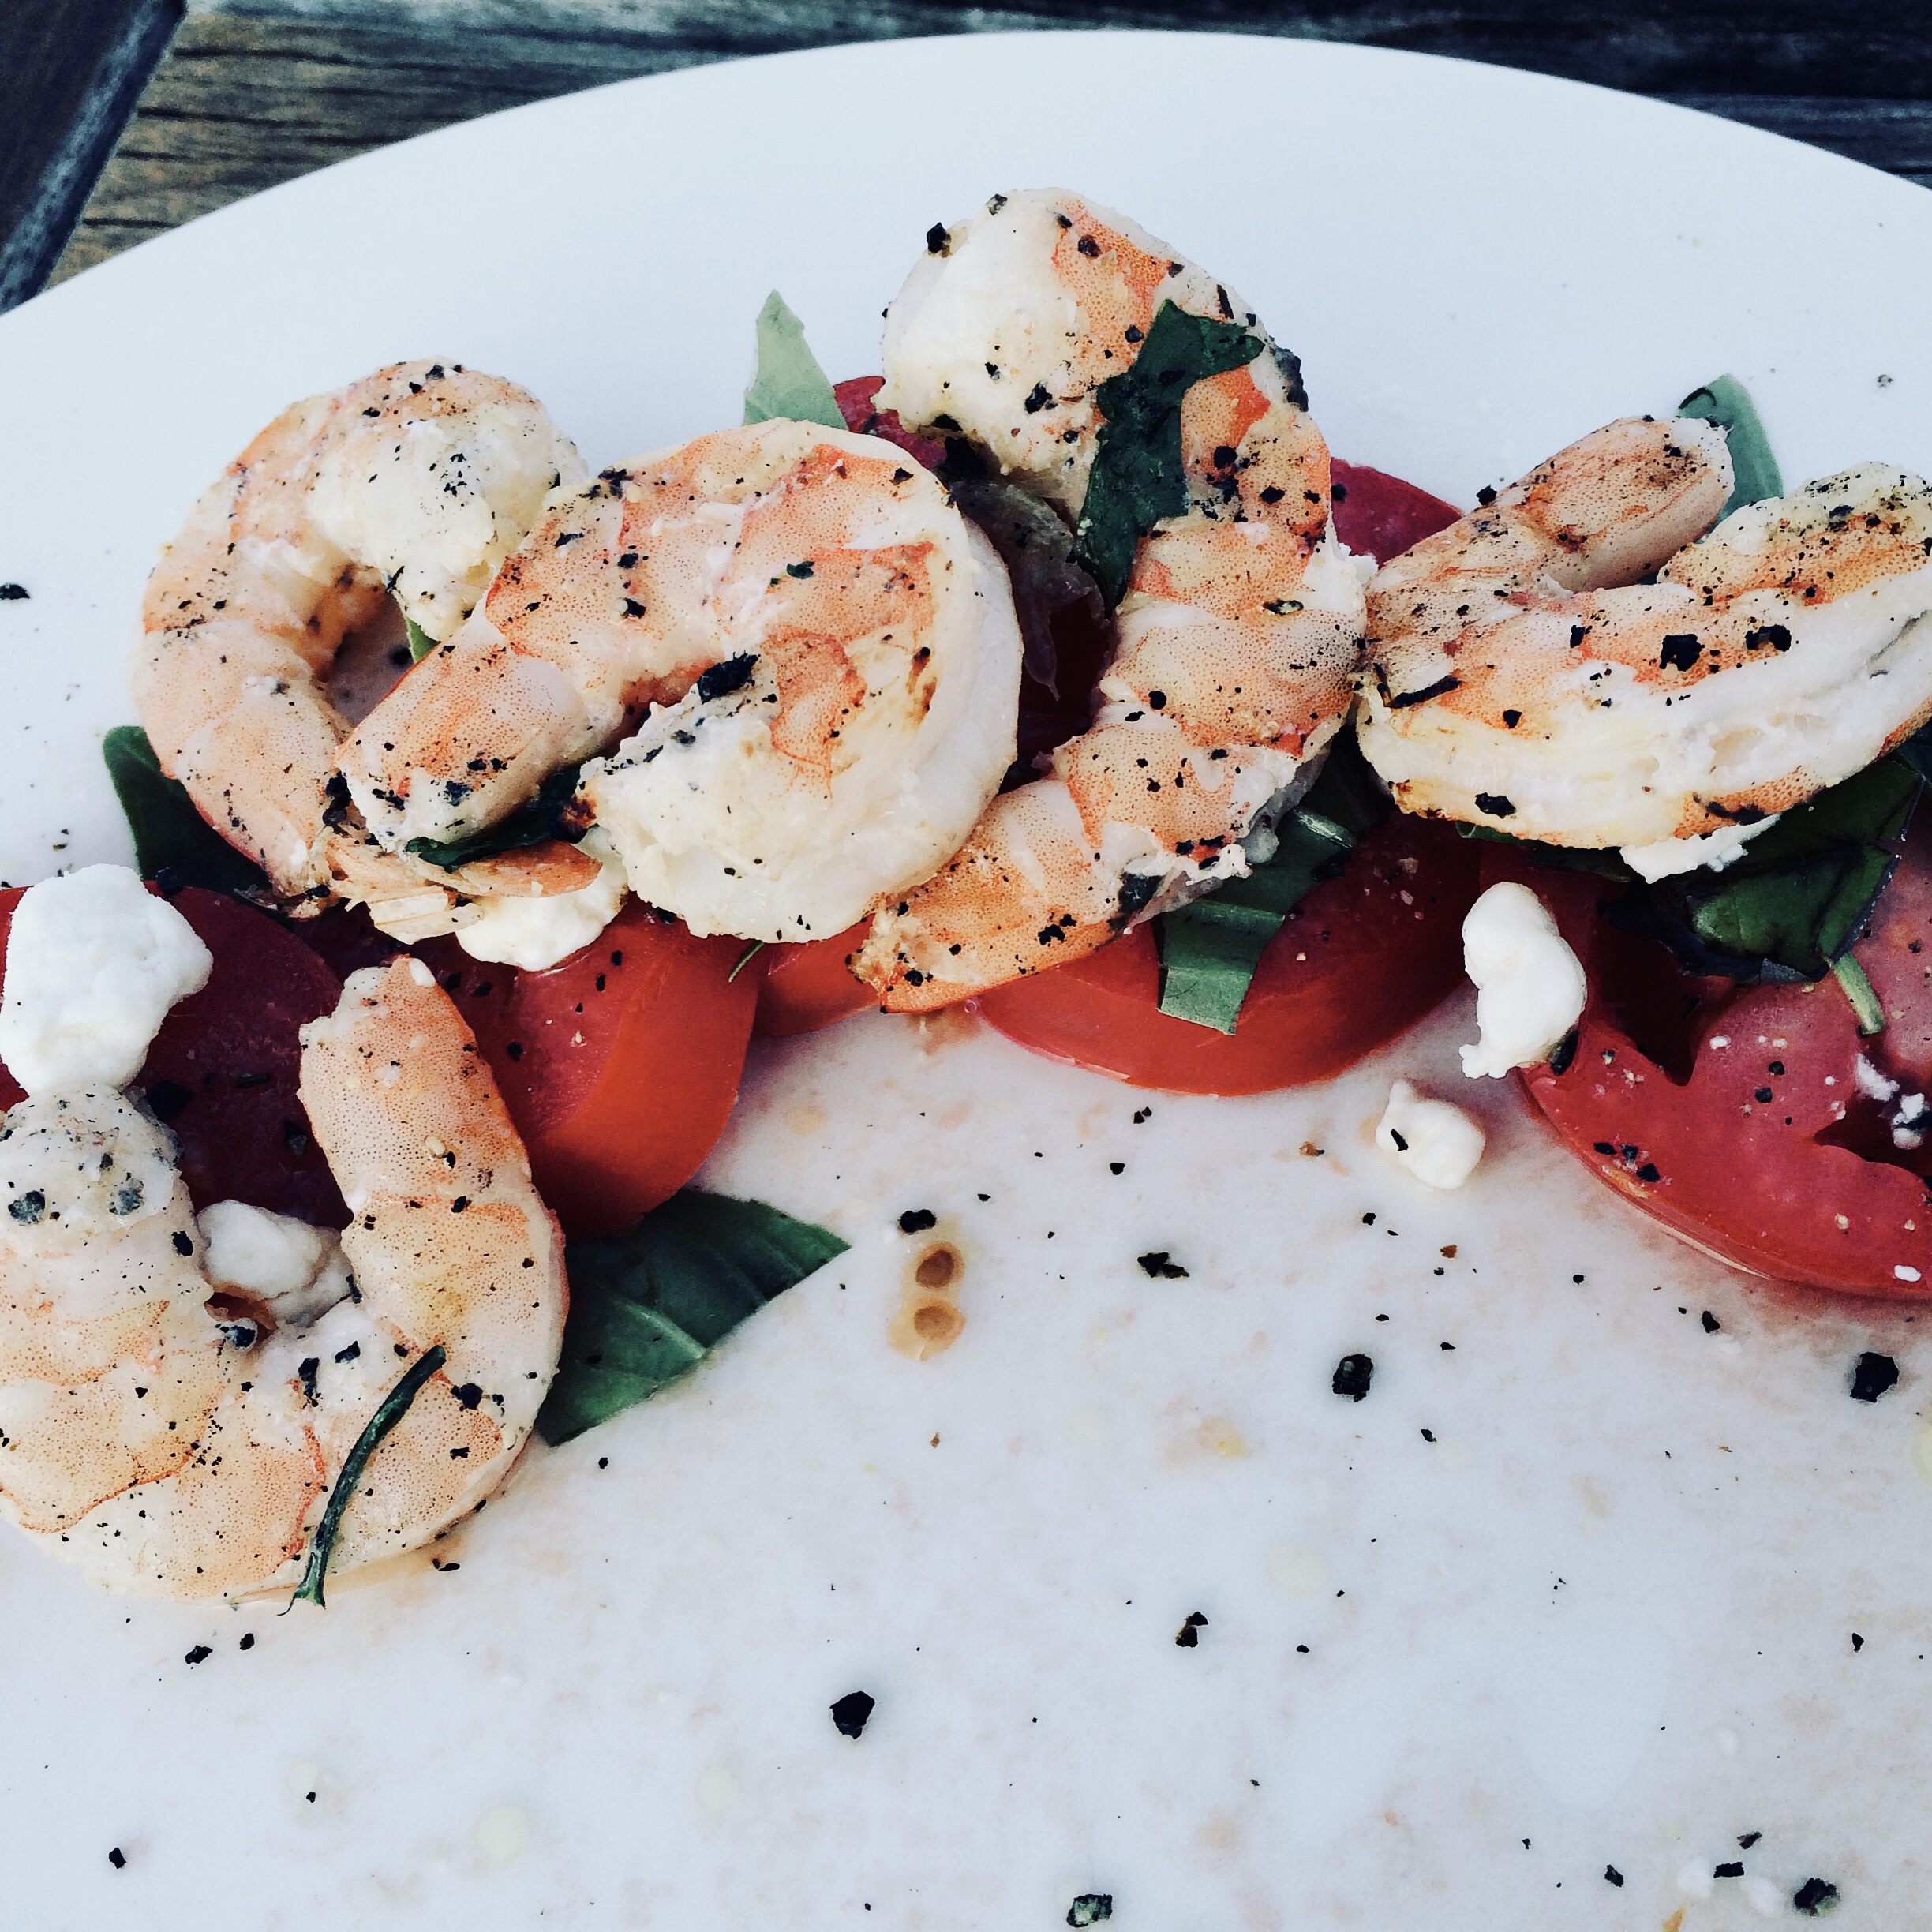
[1667,95,1932,186]
[47,8,1932,289]
[0,0,182,307]
[185,0,1932,100]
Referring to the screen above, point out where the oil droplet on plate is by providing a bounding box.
[1270,1547,1328,1596]
[474,1805,530,1868]
[1912,1421,1932,1488]
[697,1765,739,1812]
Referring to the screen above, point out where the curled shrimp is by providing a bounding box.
[850,188,1368,1009]
[1357,420,1932,869]
[0,956,565,1600]
[362,417,1022,944]
[133,360,594,938]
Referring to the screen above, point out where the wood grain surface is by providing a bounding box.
[32,3,1932,292]
[0,0,182,307]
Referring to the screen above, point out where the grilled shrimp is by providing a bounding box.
[133,360,595,941]
[0,874,564,1600]
[389,417,1022,944]
[1357,420,1932,873]
[852,188,1368,1009]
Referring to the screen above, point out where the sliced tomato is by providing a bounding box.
[421,900,756,1239]
[979,812,1481,1095]
[0,885,347,1222]
[1498,835,1932,1297]
[1330,459,1462,563]
[754,921,875,1038]
[834,376,947,470]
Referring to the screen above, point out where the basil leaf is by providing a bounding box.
[1153,732,1388,1034]
[536,1189,848,1447]
[405,760,585,872]
[402,609,436,663]
[1896,719,1932,784]
[1073,300,1264,607]
[1679,374,1782,515]
[290,1342,446,1608]
[1614,756,1921,983]
[743,290,844,431]
[1455,821,1640,884]
[1833,953,1887,1035]
[102,724,272,896]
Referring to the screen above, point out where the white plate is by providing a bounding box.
[3,32,1932,1930]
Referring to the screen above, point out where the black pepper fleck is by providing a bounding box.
[1851,1351,1900,1402]
[1793,1878,1839,1915]
[1332,1354,1374,1402]
[830,1690,875,1738]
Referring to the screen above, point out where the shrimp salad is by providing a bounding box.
[3,185,1932,1600]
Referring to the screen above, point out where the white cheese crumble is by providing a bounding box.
[1852,1053,1930,1148]
[1458,882,1587,1079]
[0,865,212,1095]
[455,829,627,970]
[197,1198,353,1324]
[1375,1080,1486,1189]
[1619,814,1780,882]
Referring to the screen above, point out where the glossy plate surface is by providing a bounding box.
[2,32,1930,1928]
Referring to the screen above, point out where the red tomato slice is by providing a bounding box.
[0,885,347,1223]
[834,376,947,470]
[754,921,875,1038]
[421,901,756,1239]
[979,812,1481,1095]
[1330,459,1462,564]
[1499,836,1932,1297]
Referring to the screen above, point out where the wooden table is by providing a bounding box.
[5,1,1930,309]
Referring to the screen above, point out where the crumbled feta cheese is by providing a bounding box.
[1619,814,1780,882]
[197,1199,353,1324]
[0,865,212,1095]
[1458,882,1587,1079]
[1852,1054,1929,1147]
[1375,1080,1486,1189]
[455,829,627,970]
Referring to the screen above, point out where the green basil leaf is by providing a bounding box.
[101,724,272,896]
[1679,373,1782,515]
[1455,821,1640,884]
[1153,731,1389,1034]
[402,609,436,662]
[1073,300,1264,607]
[1641,756,1920,979]
[1896,720,1932,784]
[743,290,844,431]
[405,760,585,872]
[536,1189,848,1447]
